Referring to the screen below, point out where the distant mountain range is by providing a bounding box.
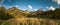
[0,6,60,20]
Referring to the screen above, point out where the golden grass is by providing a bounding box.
[0,18,60,25]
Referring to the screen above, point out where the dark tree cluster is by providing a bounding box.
[27,8,60,19]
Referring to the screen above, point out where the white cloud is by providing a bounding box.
[0,0,4,4]
[28,5,32,9]
[15,5,19,8]
[35,9,38,11]
[46,6,55,11]
[52,0,60,5]
[43,10,46,11]
[46,6,49,8]
[9,5,20,9]
[22,9,27,11]
[16,5,21,9]
[10,5,18,7]
[9,6,14,8]
[0,5,1,7]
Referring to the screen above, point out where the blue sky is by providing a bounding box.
[0,0,60,11]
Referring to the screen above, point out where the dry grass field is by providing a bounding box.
[0,18,60,25]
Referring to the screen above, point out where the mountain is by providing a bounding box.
[6,7,25,18]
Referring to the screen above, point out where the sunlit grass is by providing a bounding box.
[0,18,60,25]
